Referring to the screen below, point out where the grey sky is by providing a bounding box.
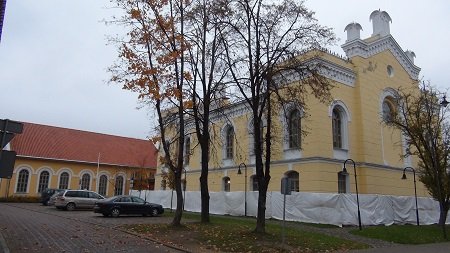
[1,0,449,139]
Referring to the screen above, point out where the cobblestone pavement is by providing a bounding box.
[0,203,185,253]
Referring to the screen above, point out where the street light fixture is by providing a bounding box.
[237,162,247,217]
[342,158,362,230]
[402,166,419,226]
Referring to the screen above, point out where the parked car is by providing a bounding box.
[40,188,65,206]
[54,190,105,211]
[94,195,164,217]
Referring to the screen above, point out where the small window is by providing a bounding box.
[251,175,259,191]
[387,65,394,77]
[132,197,145,203]
[338,172,348,193]
[59,172,69,189]
[285,171,299,192]
[114,176,124,196]
[16,169,29,193]
[98,175,108,196]
[223,177,231,192]
[38,171,50,193]
[80,174,90,190]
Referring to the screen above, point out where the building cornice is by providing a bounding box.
[341,35,421,80]
[16,155,155,169]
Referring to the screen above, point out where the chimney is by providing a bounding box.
[404,50,416,64]
[369,10,392,37]
[344,22,363,42]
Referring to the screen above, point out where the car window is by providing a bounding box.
[131,197,145,204]
[79,191,89,198]
[89,192,100,199]
[118,197,132,202]
[65,191,77,197]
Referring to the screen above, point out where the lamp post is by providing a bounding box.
[342,158,362,230]
[402,166,419,226]
[183,168,187,211]
[237,162,247,217]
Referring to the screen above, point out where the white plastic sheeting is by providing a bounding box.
[131,190,450,226]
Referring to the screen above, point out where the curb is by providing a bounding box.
[0,230,10,253]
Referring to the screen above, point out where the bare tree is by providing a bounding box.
[218,0,335,232]
[108,0,190,226]
[385,82,450,238]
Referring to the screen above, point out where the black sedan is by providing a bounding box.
[94,195,164,217]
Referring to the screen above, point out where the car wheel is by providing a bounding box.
[151,208,159,217]
[111,208,120,218]
[66,203,76,211]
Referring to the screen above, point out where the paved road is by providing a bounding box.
[0,203,184,253]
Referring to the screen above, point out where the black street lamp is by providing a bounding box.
[183,168,187,211]
[342,158,362,230]
[237,162,247,217]
[402,166,419,226]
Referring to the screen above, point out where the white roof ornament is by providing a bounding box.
[405,50,416,64]
[344,22,363,42]
[370,9,392,37]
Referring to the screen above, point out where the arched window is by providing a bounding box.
[288,109,301,148]
[285,171,299,192]
[184,137,191,165]
[337,172,348,193]
[251,175,259,191]
[114,176,124,196]
[223,176,231,192]
[80,174,90,190]
[98,175,108,196]
[38,171,50,193]
[161,179,167,190]
[225,126,234,159]
[382,98,396,122]
[332,108,343,149]
[59,172,69,189]
[16,169,29,193]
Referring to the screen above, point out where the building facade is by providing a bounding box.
[155,10,429,197]
[0,122,157,198]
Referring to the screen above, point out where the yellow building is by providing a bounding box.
[155,10,428,197]
[0,122,157,199]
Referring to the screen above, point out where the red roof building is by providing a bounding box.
[1,122,157,199]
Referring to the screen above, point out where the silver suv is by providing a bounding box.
[54,190,105,211]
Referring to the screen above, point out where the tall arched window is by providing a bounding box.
[382,98,396,122]
[332,108,343,149]
[16,169,29,193]
[114,176,124,196]
[288,109,301,148]
[59,172,69,189]
[80,174,90,190]
[98,175,108,196]
[225,126,234,159]
[223,176,231,192]
[285,171,299,192]
[251,175,259,191]
[184,137,191,165]
[38,171,50,193]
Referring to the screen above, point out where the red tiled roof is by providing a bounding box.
[10,122,157,168]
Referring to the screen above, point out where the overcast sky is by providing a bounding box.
[1,0,449,140]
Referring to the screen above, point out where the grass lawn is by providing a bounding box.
[350,224,450,244]
[122,211,368,253]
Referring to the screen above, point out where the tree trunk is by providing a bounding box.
[200,145,210,223]
[255,182,267,233]
[438,201,448,239]
[171,170,183,226]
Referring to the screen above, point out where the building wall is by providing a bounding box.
[0,157,154,198]
[155,39,426,197]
